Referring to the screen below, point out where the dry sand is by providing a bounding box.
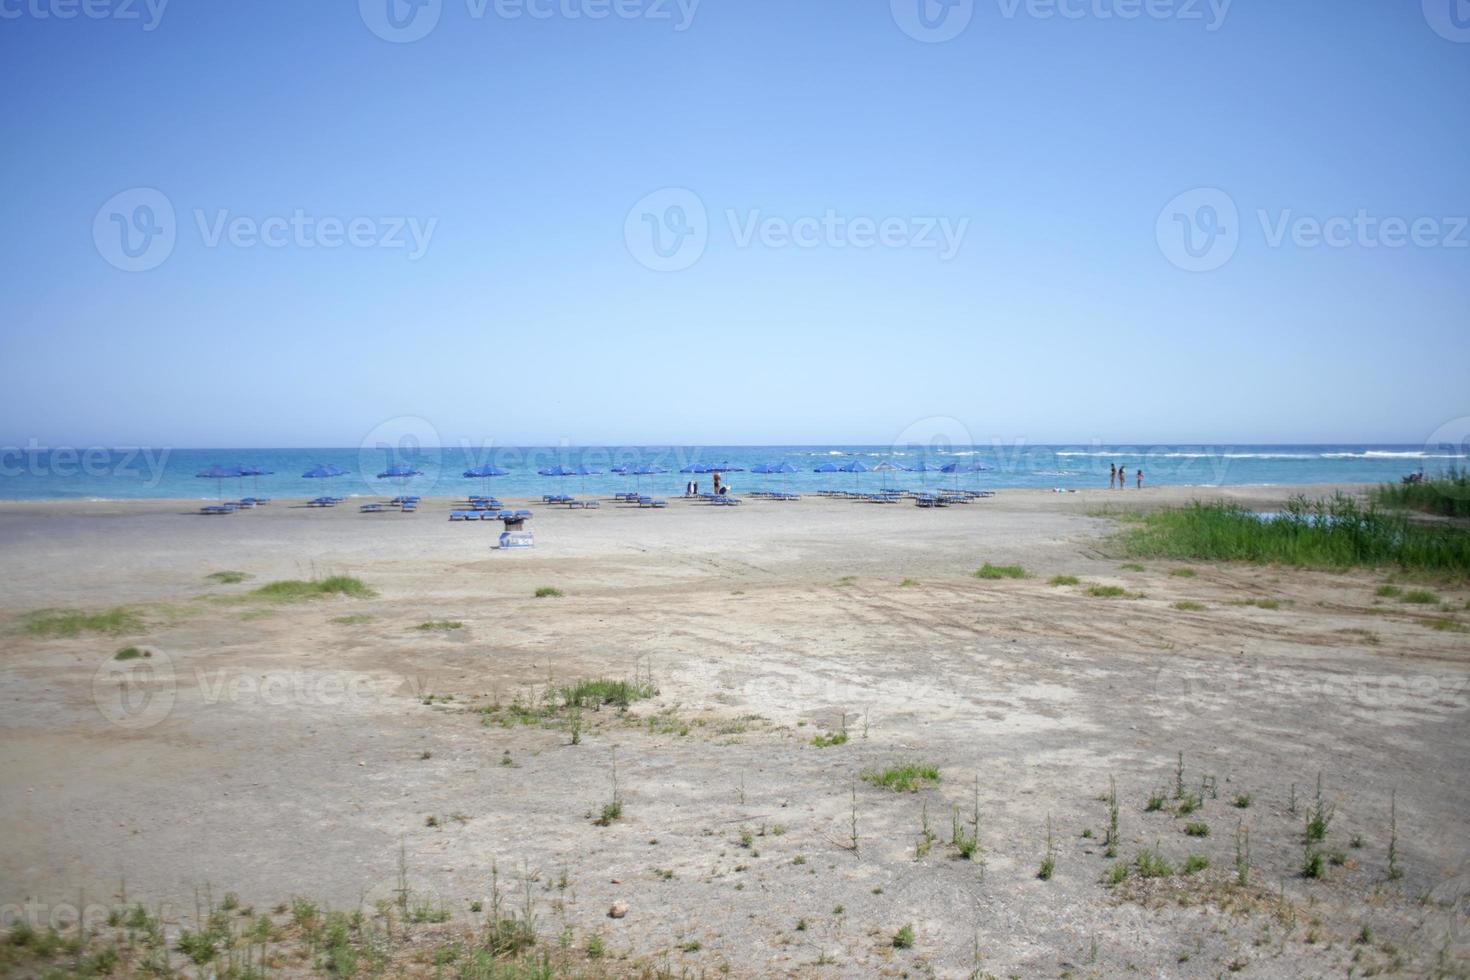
[1,485,1467,977]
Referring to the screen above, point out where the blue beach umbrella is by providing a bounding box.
[873,460,908,490]
[377,464,423,496]
[196,464,244,501]
[463,464,509,497]
[632,465,667,492]
[573,465,603,495]
[839,460,870,491]
[302,464,348,500]
[237,465,274,498]
[941,461,992,490]
[538,465,577,497]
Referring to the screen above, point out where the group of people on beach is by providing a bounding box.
[1109,463,1143,489]
[684,472,732,497]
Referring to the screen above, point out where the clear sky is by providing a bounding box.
[1,0,1466,449]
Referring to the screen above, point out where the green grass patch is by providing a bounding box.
[415,620,463,631]
[1399,589,1439,604]
[1172,600,1207,611]
[24,607,143,637]
[249,576,375,601]
[862,763,940,793]
[205,570,250,584]
[1182,854,1210,875]
[560,678,658,709]
[1120,563,1146,572]
[1169,567,1197,578]
[1375,584,1402,598]
[899,578,920,588]
[1047,575,1080,586]
[1183,822,1210,837]
[1228,598,1281,610]
[892,924,915,950]
[1121,495,1470,575]
[1134,848,1174,878]
[1369,467,1470,519]
[811,730,848,748]
[113,646,150,661]
[1428,618,1468,633]
[974,563,1026,579]
[534,586,564,598]
[331,614,372,625]
[1086,585,1128,598]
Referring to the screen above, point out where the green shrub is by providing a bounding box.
[534,586,564,598]
[206,571,249,584]
[862,763,940,793]
[1087,585,1128,598]
[250,576,375,601]
[1048,575,1080,586]
[975,563,1026,579]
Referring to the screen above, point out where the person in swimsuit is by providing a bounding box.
[1109,463,1116,488]
[1136,468,1144,489]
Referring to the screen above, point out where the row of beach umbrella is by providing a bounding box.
[197,458,991,499]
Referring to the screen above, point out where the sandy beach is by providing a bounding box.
[1,484,1467,977]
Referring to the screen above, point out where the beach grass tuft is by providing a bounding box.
[975,563,1026,580]
[862,763,940,793]
[113,646,149,661]
[1048,575,1080,586]
[1086,585,1128,598]
[249,576,375,601]
[25,607,143,637]
[416,620,463,631]
[1121,494,1470,575]
[1172,600,1207,611]
[1369,467,1470,519]
[534,586,564,598]
[560,678,657,709]
[205,570,250,584]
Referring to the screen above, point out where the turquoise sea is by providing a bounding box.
[0,445,1464,501]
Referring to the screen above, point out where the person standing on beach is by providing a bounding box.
[1115,462,1123,488]
[713,472,722,495]
[1109,463,1116,488]
[1136,468,1144,489]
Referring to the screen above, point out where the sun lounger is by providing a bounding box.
[360,503,384,513]
[200,504,233,515]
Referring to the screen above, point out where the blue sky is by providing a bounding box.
[1,0,1466,448]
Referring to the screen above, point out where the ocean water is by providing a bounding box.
[0,444,1464,502]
